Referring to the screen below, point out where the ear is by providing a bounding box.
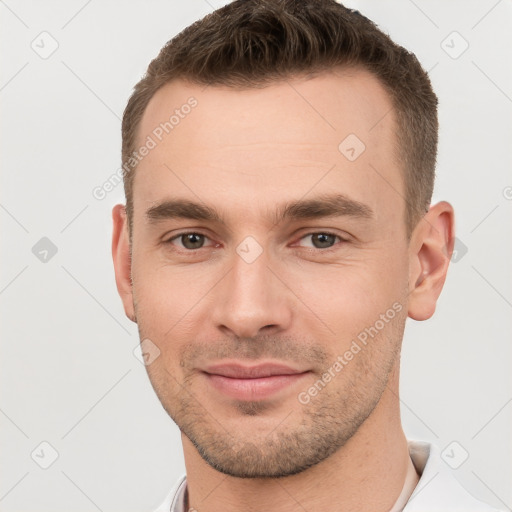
[112,204,136,323]
[407,201,455,321]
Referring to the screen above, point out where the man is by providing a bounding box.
[112,1,502,510]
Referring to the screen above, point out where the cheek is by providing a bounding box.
[131,256,222,351]
[284,253,408,345]
[132,251,192,312]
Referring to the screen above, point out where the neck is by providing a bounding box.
[182,368,409,512]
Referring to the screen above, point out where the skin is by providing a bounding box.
[112,68,454,512]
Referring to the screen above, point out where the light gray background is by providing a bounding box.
[1,1,511,511]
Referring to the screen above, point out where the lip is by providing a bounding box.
[203,362,306,379]
[202,362,310,401]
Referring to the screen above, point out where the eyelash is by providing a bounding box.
[163,231,348,252]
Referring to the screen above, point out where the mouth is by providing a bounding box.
[201,362,311,401]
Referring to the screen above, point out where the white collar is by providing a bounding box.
[154,440,503,512]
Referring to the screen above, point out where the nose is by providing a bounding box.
[211,245,293,339]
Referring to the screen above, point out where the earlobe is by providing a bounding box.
[407,201,455,321]
[112,204,137,323]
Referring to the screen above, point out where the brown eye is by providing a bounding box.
[180,233,206,249]
[310,233,338,249]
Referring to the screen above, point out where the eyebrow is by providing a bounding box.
[144,193,373,226]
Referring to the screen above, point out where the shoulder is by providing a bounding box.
[405,440,505,512]
[152,474,187,512]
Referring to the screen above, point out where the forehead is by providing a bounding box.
[138,67,395,148]
[133,69,403,228]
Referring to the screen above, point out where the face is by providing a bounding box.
[120,69,414,477]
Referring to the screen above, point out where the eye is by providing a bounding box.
[297,232,343,249]
[167,232,213,250]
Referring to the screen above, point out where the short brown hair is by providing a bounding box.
[122,0,438,238]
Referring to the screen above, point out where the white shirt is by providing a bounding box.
[153,440,504,512]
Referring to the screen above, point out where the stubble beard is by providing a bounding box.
[138,319,404,479]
